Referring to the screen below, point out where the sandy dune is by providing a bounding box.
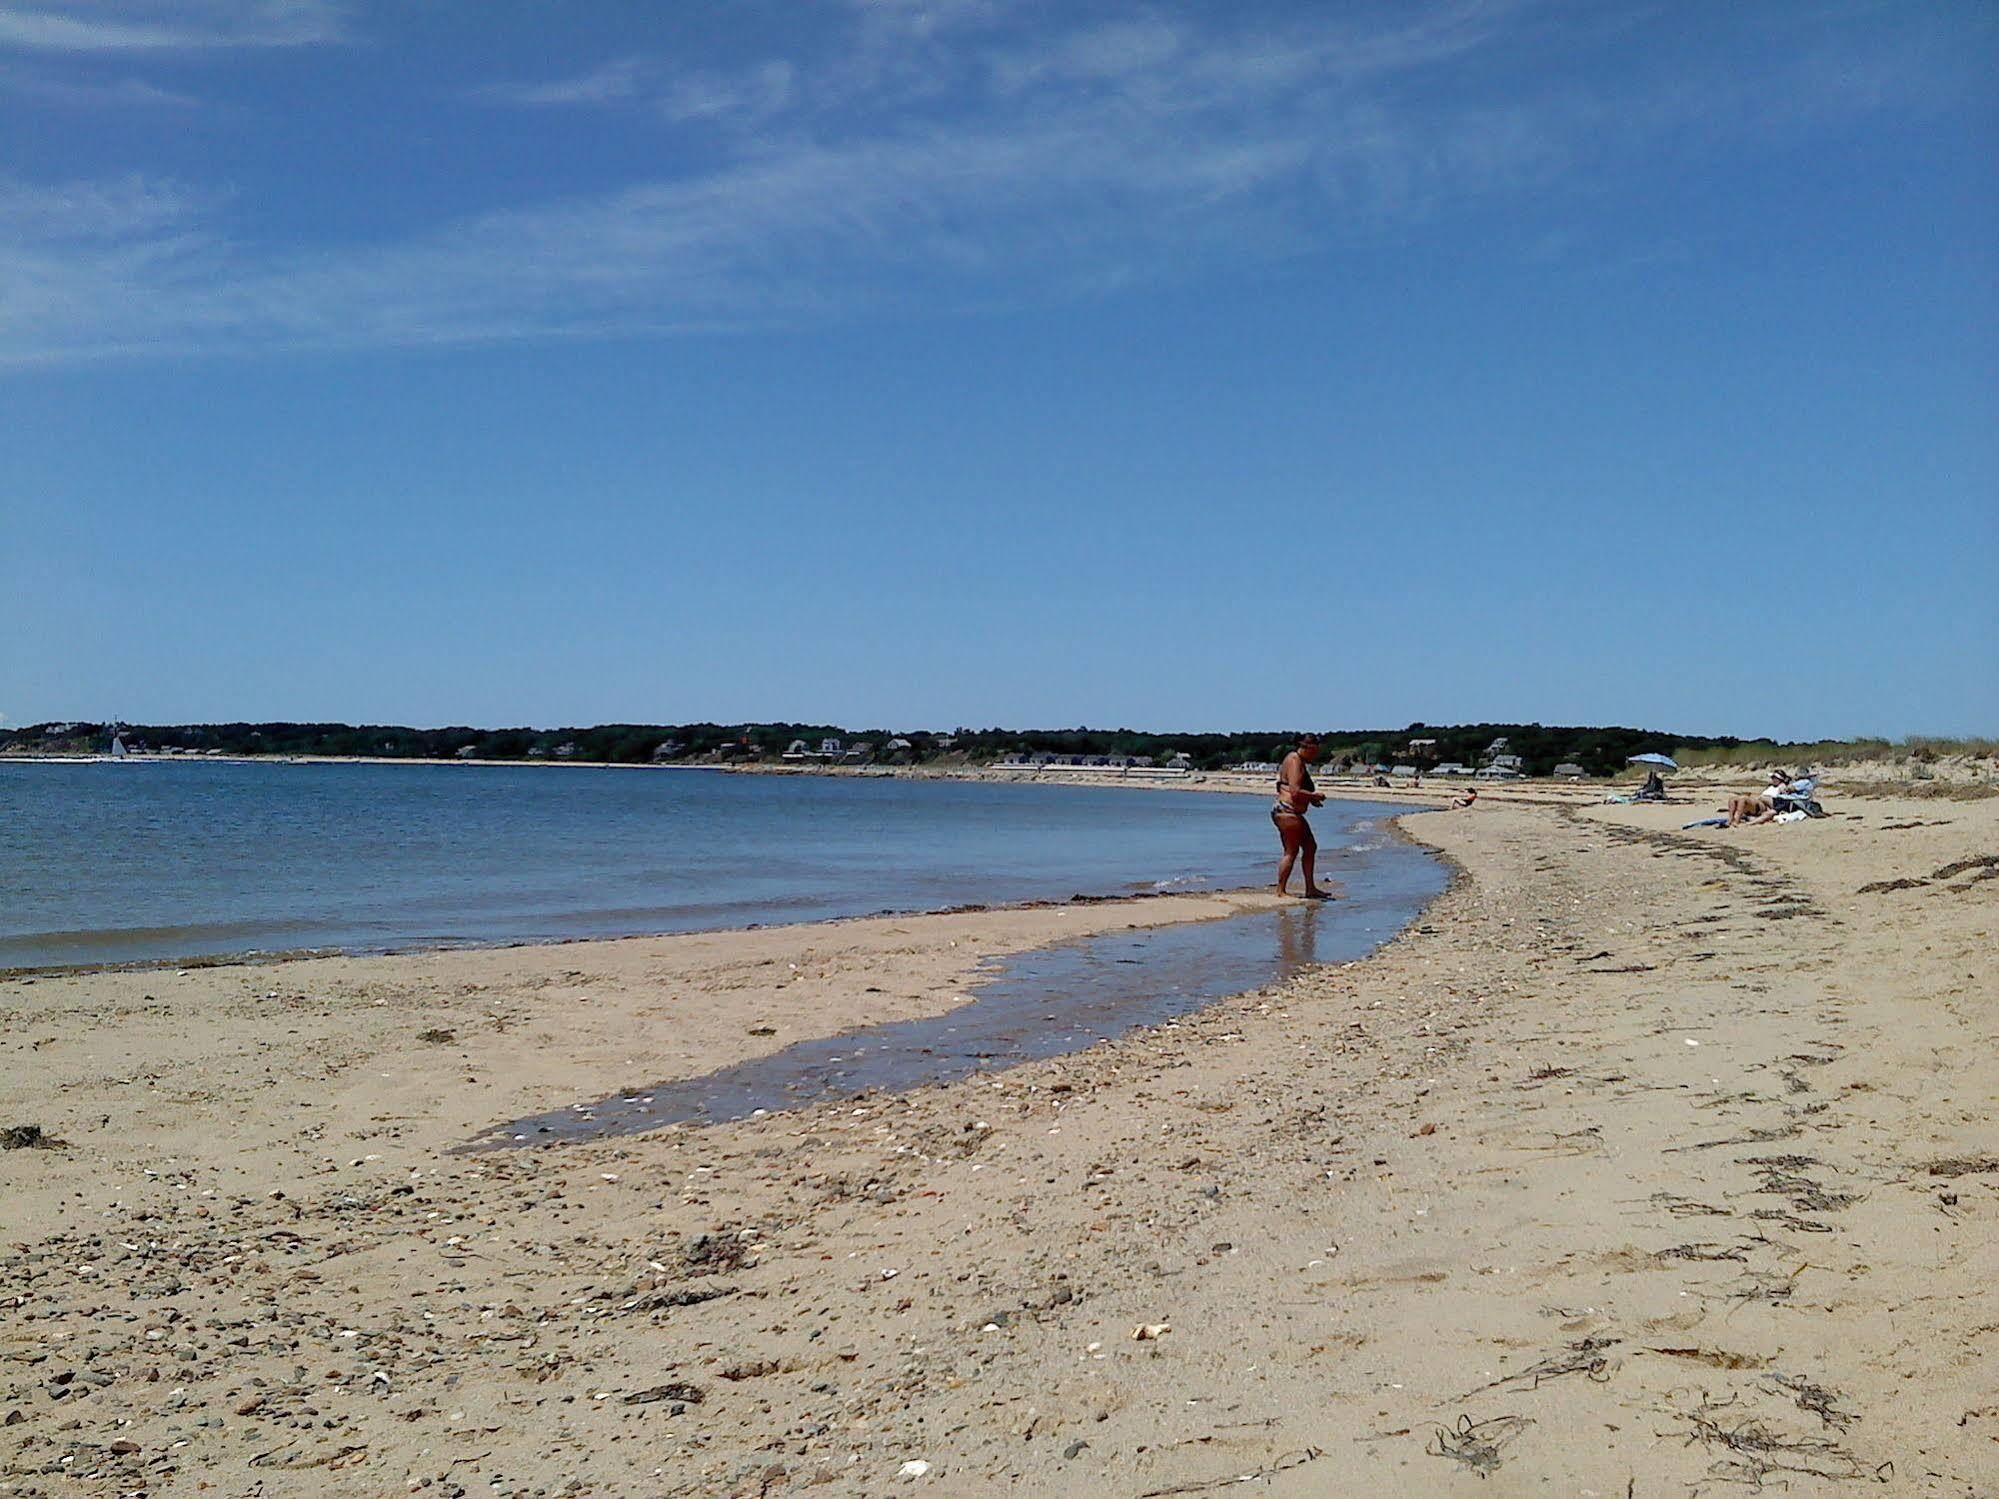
[3,790,1994,1495]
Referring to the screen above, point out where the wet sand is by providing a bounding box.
[3,787,1994,1496]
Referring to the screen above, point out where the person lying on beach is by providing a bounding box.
[1724,772,1793,827]
[1272,733,1330,899]
[1450,787,1479,809]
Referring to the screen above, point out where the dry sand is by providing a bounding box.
[3,787,1994,1496]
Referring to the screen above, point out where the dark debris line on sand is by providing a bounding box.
[1135,1446,1324,1496]
[1,1123,67,1150]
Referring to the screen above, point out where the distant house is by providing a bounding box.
[844,741,875,764]
[884,737,915,762]
[553,742,580,759]
[1391,764,1418,778]
[527,745,548,758]
[455,745,478,759]
[650,739,684,761]
[783,739,811,760]
[819,738,843,758]
[1553,762,1587,779]
[1490,753,1525,773]
[1432,762,1470,777]
[1486,737,1510,756]
[1475,764,1523,780]
[1407,738,1438,759]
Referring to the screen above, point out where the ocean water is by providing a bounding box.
[0,761,1417,971]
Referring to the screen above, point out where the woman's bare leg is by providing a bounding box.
[1275,815,1304,893]
[1301,825,1330,898]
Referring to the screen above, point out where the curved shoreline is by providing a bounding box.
[0,772,1410,978]
[7,793,1987,1493]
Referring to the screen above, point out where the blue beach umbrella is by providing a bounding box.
[1626,753,1679,770]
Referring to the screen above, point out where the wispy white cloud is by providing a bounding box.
[0,1,1976,366]
[0,173,211,239]
[0,0,344,53]
[658,60,796,124]
[0,62,196,106]
[481,54,799,126]
[477,56,651,108]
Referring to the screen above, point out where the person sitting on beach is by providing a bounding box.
[1451,787,1479,809]
[1724,771,1792,827]
[1272,733,1330,899]
[1635,770,1666,801]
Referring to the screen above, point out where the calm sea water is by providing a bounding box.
[0,761,1416,971]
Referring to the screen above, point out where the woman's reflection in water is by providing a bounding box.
[1274,901,1323,975]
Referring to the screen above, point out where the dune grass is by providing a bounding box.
[1672,737,1997,770]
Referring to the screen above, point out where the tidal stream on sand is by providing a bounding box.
[472,819,1447,1145]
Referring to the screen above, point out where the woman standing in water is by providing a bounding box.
[1273,733,1330,898]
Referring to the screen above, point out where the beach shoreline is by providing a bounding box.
[3,792,1993,1495]
[0,768,1425,979]
[0,881,1292,985]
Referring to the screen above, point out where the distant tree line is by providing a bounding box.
[3,718,1832,778]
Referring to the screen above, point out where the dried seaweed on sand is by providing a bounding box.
[1766,1372,1854,1430]
[1136,1446,1323,1495]
[1655,1241,1750,1263]
[1650,1191,1733,1218]
[1924,1154,1999,1178]
[1466,1336,1618,1396]
[1670,1393,1877,1487]
[1427,1414,1532,1477]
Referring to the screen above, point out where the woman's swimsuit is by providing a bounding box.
[1272,764,1315,820]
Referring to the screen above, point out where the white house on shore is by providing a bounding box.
[781,737,848,763]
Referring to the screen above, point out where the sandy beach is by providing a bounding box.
[4,783,1995,1496]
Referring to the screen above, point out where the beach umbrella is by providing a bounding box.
[1626,753,1678,770]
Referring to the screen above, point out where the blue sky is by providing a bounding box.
[2,0,1993,739]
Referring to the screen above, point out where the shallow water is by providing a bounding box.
[469,818,1446,1146]
[0,761,1350,970]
